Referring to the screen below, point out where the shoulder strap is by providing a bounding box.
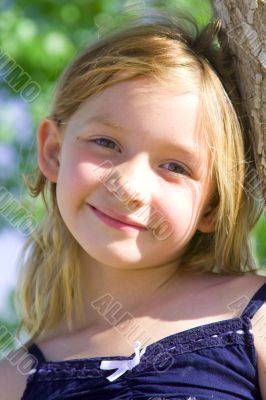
[27,343,47,363]
[241,282,266,319]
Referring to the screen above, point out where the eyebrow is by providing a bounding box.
[85,115,130,132]
[84,114,202,163]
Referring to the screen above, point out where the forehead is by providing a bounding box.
[71,77,203,136]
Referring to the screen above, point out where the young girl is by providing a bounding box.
[1,7,266,400]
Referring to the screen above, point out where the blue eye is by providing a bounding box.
[91,137,121,152]
[162,162,190,176]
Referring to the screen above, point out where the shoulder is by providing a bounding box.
[218,272,266,311]
[239,275,266,400]
[253,315,266,400]
[247,274,266,400]
[0,347,33,400]
[223,273,266,399]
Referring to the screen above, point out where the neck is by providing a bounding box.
[74,247,186,330]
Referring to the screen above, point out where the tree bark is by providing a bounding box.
[211,0,265,209]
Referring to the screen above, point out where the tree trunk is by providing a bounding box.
[211,0,265,210]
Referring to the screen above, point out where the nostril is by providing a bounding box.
[127,198,144,211]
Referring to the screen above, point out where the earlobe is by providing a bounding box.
[197,205,217,233]
[37,118,62,183]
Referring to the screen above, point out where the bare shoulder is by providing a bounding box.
[224,272,266,310]
[236,272,266,298]
[0,347,35,400]
[231,271,266,292]
[246,274,266,400]
[197,271,266,318]
[216,271,266,296]
[216,272,266,398]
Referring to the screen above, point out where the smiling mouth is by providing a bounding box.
[88,204,147,231]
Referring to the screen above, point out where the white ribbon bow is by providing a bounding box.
[100,340,147,382]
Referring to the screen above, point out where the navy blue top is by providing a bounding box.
[21,282,266,400]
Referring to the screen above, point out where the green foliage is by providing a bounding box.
[251,214,266,268]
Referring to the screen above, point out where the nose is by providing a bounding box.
[103,155,151,211]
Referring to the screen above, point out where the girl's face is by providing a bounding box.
[45,78,215,270]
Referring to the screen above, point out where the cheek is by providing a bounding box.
[159,180,202,231]
[56,147,104,204]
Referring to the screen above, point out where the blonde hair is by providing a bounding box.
[16,8,263,345]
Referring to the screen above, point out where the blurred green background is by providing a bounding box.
[0,0,265,354]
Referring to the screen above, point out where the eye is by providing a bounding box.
[91,137,121,152]
[89,138,190,176]
[161,162,190,177]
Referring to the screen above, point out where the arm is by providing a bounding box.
[252,302,266,400]
[0,350,28,400]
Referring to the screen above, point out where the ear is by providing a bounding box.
[37,118,62,183]
[197,204,217,233]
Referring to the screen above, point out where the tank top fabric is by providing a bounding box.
[21,282,266,400]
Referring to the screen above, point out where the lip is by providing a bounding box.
[87,204,147,231]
